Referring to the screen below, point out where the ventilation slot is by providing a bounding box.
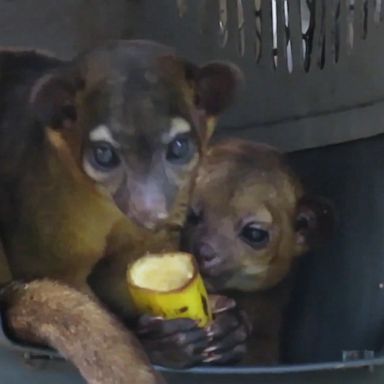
[334,1,341,62]
[272,0,278,69]
[302,0,315,72]
[219,0,229,47]
[174,0,384,73]
[284,0,293,72]
[347,0,355,52]
[237,0,246,56]
[253,0,262,62]
[362,0,369,39]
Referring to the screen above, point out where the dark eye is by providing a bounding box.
[239,223,270,249]
[295,215,310,232]
[90,141,120,170]
[166,133,195,164]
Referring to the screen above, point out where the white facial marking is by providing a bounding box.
[89,125,119,147]
[163,117,191,142]
[84,125,122,184]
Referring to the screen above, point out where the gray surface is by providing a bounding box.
[0,1,383,151]
[0,348,83,384]
[134,0,384,151]
[163,365,384,384]
[0,0,138,59]
[283,134,384,364]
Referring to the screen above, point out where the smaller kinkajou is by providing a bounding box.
[181,138,334,364]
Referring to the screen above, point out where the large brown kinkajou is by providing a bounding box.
[0,41,244,383]
[181,139,334,364]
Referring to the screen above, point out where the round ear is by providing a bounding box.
[156,54,243,145]
[193,61,243,116]
[29,67,84,130]
[156,56,243,116]
[183,60,243,146]
[295,195,335,250]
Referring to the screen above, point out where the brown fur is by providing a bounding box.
[0,41,241,382]
[228,280,293,364]
[182,139,333,364]
[2,280,163,384]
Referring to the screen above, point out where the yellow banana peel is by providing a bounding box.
[127,252,212,327]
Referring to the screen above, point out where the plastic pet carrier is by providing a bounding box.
[1,0,384,383]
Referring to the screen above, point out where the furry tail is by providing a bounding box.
[1,279,165,384]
